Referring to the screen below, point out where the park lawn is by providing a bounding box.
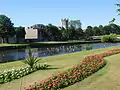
[0,46,120,90]
[63,53,120,90]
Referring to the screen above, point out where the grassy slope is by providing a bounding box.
[63,52,120,90]
[0,40,100,47]
[0,46,120,90]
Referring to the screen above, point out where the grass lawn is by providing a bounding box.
[0,40,100,48]
[63,52,120,90]
[0,46,120,90]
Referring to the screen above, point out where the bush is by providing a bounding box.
[23,48,40,68]
[0,64,49,84]
[84,44,92,50]
[101,34,117,42]
[85,36,93,41]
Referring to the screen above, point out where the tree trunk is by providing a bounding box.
[1,37,4,43]
[6,37,9,43]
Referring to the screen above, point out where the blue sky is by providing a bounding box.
[0,0,120,28]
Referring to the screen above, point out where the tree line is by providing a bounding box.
[0,15,120,43]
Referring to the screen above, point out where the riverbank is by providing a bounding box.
[0,46,120,90]
[0,40,101,50]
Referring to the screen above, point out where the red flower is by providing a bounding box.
[40,88,44,90]
[48,84,52,88]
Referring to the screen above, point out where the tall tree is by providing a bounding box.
[69,20,82,29]
[45,24,61,41]
[99,25,104,35]
[75,28,84,39]
[102,25,111,35]
[93,26,101,36]
[15,26,26,43]
[62,26,74,40]
[0,15,15,43]
[85,26,94,37]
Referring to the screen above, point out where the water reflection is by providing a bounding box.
[0,44,82,63]
[0,43,120,63]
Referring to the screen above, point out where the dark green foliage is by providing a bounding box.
[0,15,15,43]
[45,24,62,41]
[15,26,26,43]
[84,44,93,50]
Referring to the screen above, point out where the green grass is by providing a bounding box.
[0,40,100,48]
[0,43,28,47]
[0,46,120,90]
[63,52,120,90]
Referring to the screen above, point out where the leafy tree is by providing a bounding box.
[62,26,74,40]
[75,28,84,39]
[99,25,104,35]
[69,20,82,29]
[15,26,26,43]
[0,15,15,43]
[102,25,111,35]
[85,26,94,37]
[109,24,120,34]
[45,24,61,41]
[93,26,101,36]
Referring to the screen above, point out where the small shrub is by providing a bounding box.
[101,34,117,42]
[23,48,40,68]
[85,37,93,41]
[101,35,109,42]
[109,34,117,42]
[84,44,92,50]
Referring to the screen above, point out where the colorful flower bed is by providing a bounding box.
[25,48,120,90]
[0,64,49,84]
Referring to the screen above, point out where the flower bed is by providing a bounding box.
[25,48,120,90]
[0,64,49,84]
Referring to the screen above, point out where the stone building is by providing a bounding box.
[25,24,46,42]
[61,18,69,29]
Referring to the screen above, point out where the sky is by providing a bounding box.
[0,0,120,29]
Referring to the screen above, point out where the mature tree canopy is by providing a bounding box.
[45,24,61,41]
[15,26,26,43]
[0,15,15,43]
[69,20,82,29]
[15,26,26,38]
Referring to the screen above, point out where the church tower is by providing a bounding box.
[61,18,69,29]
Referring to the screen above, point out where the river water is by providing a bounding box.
[0,43,120,63]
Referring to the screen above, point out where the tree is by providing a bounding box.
[69,20,82,29]
[45,24,61,41]
[15,26,26,43]
[99,25,104,35]
[75,28,84,39]
[93,26,101,36]
[109,24,120,34]
[0,15,15,43]
[85,26,94,37]
[102,25,111,35]
[62,26,74,40]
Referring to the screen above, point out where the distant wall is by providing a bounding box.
[25,28,38,39]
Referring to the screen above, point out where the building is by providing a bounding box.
[61,18,69,29]
[25,24,46,42]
